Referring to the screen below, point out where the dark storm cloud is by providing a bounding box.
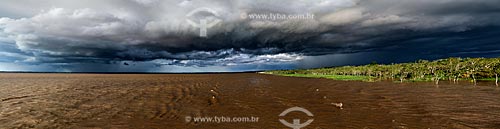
[0,0,500,70]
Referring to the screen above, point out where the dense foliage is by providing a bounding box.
[269,57,500,85]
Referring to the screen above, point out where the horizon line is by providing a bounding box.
[0,71,265,74]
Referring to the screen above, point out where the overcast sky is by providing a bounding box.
[1,0,500,72]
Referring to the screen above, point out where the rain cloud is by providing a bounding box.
[0,0,500,72]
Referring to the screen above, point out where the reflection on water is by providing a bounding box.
[0,73,499,128]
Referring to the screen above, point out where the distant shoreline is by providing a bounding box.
[0,71,263,74]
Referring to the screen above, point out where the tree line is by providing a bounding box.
[270,57,500,85]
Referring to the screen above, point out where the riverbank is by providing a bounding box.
[264,57,500,85]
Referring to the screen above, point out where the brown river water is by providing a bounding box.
[1,73,500,129]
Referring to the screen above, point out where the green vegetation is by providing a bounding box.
[265,57,500,85]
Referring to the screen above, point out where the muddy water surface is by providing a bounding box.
[1,73,500,129]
